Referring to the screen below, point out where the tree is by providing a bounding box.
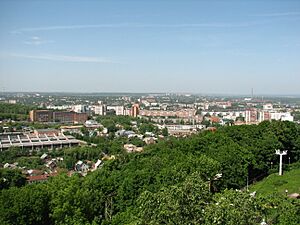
[161,127,168,137]
[0,169,26,190]
[204,190,262,225]
[0,184,51,225]
[257,193,300,225]
[137,172,211,225]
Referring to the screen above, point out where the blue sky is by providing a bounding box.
[0,0,299,94]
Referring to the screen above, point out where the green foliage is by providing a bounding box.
[16,157,44,169]
[138,123,158,134]
[161,127,168,137]
[137,173,211,225]
[47,174,98,225]
[292,111,300,121]
[0,121,299,224]
[204,190,262,225]
[257,193,300,225]
[0,184,51,225]
[250,168,300,195]
[0,103,35,121]
[0,169,26,190]
[127,137,145,147]
[0,147,30,164]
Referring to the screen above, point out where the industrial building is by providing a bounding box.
[29,110,88,124]
[0,132,80,151]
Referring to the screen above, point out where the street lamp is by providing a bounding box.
[275,150,287,176]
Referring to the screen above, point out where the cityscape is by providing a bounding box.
[1,1,300,225]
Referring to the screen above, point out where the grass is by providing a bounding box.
[250,168,300,196]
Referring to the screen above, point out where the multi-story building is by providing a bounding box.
[53,111,74,123]
[270,112,293,121]
[30,110,53,122]
[94,104,106,115]
[140,109,196,118]
[73,112,88,123]
[107,106,124,115]
[258,111,271,122]
[245,109,258,124]
[29,110,87,124]
[124,109,131,116]
[73,105,86,113]
[131,104,139,117]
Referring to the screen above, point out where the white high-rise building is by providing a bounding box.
[94,105,106,115]
[270,112,293,121]
[107,106,124,115]
[73,105,86,113]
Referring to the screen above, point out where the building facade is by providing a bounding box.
[29,110,87,124]
[131,104,140,117]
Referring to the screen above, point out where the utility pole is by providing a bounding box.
[275,150,288,176]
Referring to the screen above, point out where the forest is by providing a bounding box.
[0,120,300,224]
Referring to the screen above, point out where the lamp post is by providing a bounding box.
[275,150,287,176]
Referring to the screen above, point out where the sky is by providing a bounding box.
[0,0,300,95]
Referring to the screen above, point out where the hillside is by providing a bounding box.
[251,168,300,196]
[1,120,300,224]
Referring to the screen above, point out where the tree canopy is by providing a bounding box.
[0,120,300,224]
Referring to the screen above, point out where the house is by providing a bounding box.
[75,160,89,173]
[123,144,143,153]
[145,132,155,137]
[26,169,44,176]
[116,130,136,137]
[27,172,58,184]
[84,120,102,129]
[143,137,157,145]
[46,160,57,170]
[40,153,48,160]
[3,162,18,169]
[91,159,103,171]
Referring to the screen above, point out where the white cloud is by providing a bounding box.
[11,22,262,33]
[23,36,55,45]
[9,53,115,63]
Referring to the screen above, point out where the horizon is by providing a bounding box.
[2,91,300,98]
[1,0,300,94]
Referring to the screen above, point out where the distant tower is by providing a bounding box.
[251,88,254,99]
[275,150,288,176]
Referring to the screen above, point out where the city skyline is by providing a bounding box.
[0,0,300,94]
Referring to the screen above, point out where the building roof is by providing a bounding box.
[26,173,57,182]
[0,132,80,150]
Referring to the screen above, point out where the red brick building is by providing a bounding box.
[29,110,87,124]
